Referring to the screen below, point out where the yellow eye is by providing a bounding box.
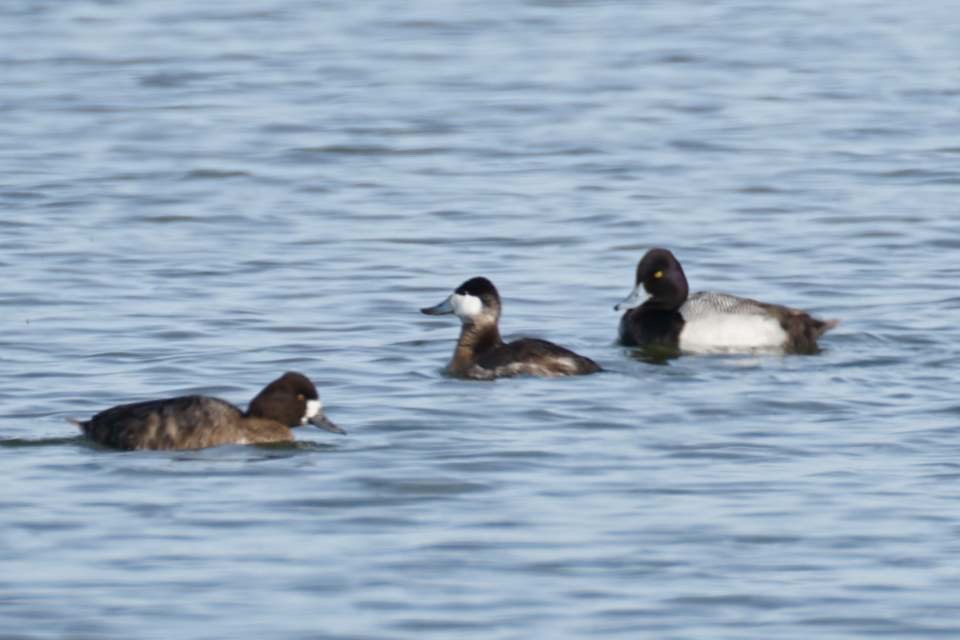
[297,394,305,400]
[653,270,664,279]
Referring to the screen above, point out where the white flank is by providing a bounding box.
[450,293,483,320]
[679,313,787,353]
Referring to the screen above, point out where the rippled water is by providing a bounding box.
[3,1,960,638]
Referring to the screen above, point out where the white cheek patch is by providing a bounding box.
[302,399,321,423]
[450,293,483,319]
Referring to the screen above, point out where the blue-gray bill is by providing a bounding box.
[309,415,346,435]
[614,285,645,312]
[420,297,453,315]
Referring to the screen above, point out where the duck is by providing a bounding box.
[615,248,838,354]
[71,371,345,450]
[421,276,602,379]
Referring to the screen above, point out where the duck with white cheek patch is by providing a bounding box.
[421,276,602,380]
[615,248,839,355]
[70,372,345,450]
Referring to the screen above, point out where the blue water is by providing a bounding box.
[2,1,960,638]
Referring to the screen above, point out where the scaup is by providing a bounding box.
[71,371,344,450]
[615,248,838,354]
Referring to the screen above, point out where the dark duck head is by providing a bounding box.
[246,371,344,434]
[420,276,502,326]
[614,248,690,312]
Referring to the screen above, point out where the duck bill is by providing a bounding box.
[420,296,454,315]
[614,285,646,311]
[309,414,346,435]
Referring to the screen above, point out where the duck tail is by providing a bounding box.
[66,417,86,429]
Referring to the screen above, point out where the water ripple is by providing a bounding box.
[2,0,959,638]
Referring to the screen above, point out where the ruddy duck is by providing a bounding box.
[71,371,345,450]
[421,276,602,379]
[615,248,838,354]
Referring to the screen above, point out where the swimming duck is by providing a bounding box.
[421,276,602,379]
[615,248,838,354]
[71,371,344,450]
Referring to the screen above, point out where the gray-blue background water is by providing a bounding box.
[2,1,959,637]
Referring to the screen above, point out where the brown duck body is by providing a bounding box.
[75,396,294,450]
[72,372,344,451]
[448,322,601,380]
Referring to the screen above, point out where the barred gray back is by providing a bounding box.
[680,292,770,320]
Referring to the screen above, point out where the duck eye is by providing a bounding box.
[296,393,305,401]
[653,270,664,279]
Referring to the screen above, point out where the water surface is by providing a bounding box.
[2,1,960,638]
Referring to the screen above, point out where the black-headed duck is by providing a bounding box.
[615,248,838,354]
